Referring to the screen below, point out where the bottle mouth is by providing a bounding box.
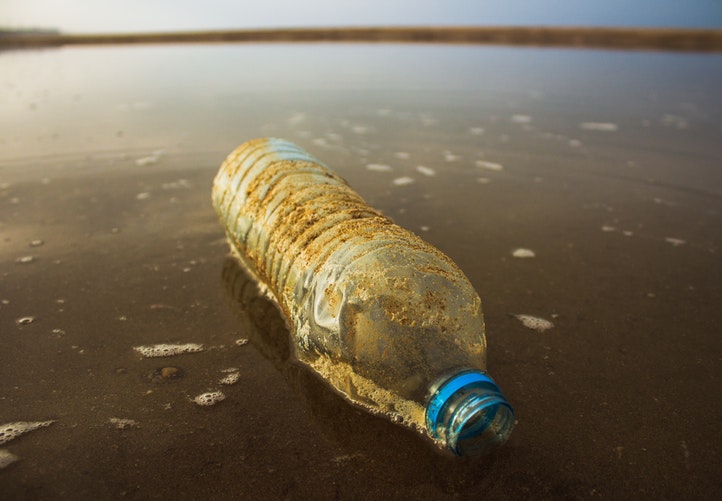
[425,370,514,456]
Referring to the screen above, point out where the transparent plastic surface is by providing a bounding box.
[426,370,514,456]
[212,137,514,455]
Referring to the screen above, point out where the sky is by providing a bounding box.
[1,0,721,33]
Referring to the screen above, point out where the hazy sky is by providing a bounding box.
[2,0,721,33]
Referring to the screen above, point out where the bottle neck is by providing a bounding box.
[425,370,514,456]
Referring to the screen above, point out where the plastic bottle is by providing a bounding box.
[212,137,514,456]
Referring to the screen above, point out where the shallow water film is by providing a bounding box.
[1,44,721,499]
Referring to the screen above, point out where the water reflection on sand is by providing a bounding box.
[1,44,721,498]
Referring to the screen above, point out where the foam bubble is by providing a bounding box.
[219,372,241,385]
[475,160,504,171]
[135,150,164,166]
[515,314,554,332]
[108,418,139,429]
[511,114,532,124]
[512,248,536,258]
[133,343,204,358]
[161,179,191,190]
[665,237,686,247]
[469,127,485,135]
[392,176,415,186]
[193,391,226,406]
[366,163,391,172]
[0,449,19,469]
[0,421,55,445]
[443,151,460,162]
[394,152,410,159]
[235,338,249,346]
[580,122,618,131]
[415,165,436,176]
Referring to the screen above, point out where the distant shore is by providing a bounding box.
[1,26,721,52]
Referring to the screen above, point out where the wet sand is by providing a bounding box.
[1,44,721,499]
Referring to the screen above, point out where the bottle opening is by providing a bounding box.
[426,370,514,456]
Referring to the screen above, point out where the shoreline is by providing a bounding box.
[2,26,721,52]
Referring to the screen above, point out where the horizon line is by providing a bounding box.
[2,25,721,52]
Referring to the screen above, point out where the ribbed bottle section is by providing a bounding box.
[212,138,456,320]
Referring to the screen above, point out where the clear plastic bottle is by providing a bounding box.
[212,137,514,456]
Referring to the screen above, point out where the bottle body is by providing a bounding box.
[213,138,513,455]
